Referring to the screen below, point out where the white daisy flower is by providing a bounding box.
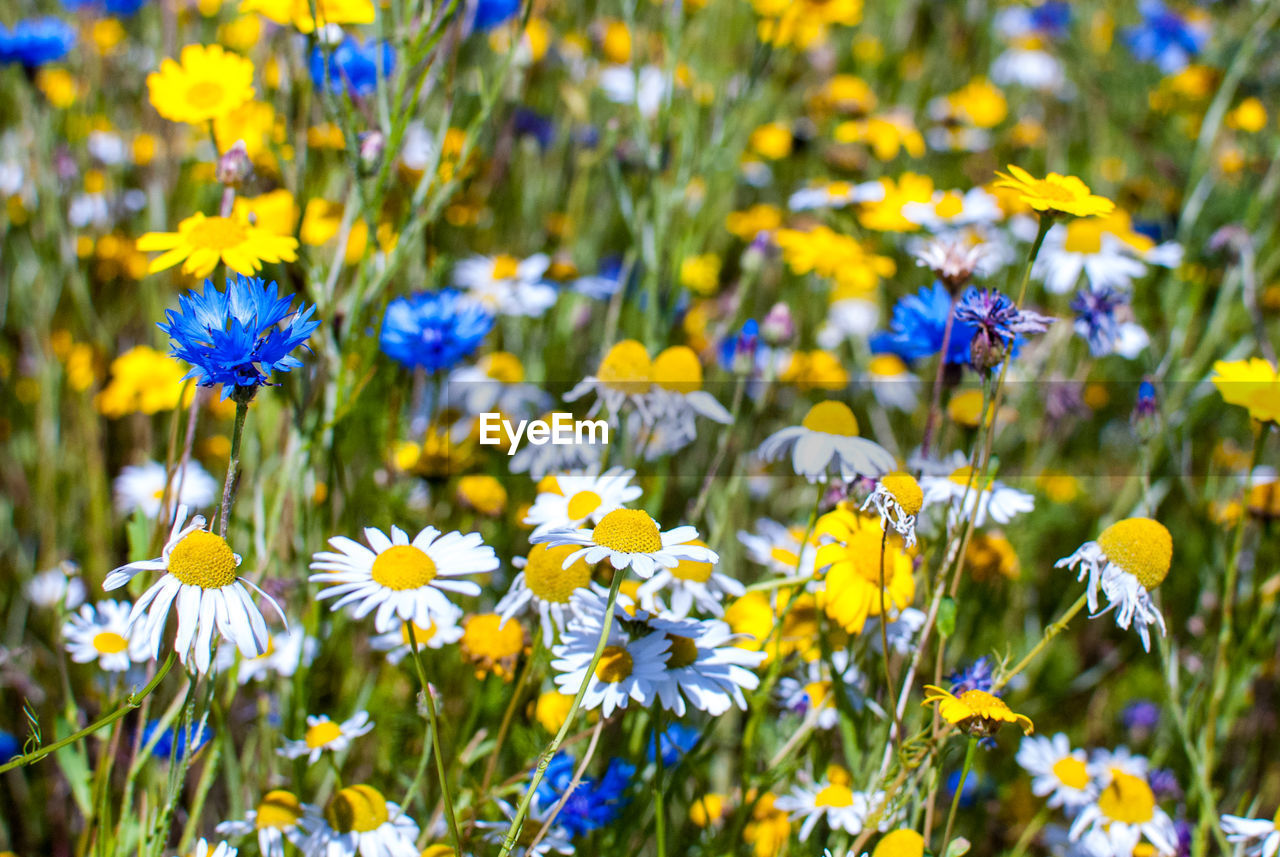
[26,561,86,609]
[737,518,817,577]
[644,613,765,716]
[866,606,927,656]
[452,253,557,317]
[787,179,885,211]
[635,541,745,618]
[279,712,374,763]
[523,468,643,536]
[778,650,877,730]
[218,626,317,685]
[864,354,921,412]
[562,339,655,423]
[445,352,553,418]
[531,508,718,579]
[188,839,236,857]
[309,524,497,633]
[919,463,1035,527]
[817,298,880,350]
[113,460,218,519]
[104,507,280,674]
[61,600,149,672]
[902,187,1002,231]
[297,785,418,857]
[497,543,601,647]
[216,790,305,857]
[645,345,733,444]
[775,775,895,841]
[757,401,896,484]
[1055,518,1172,652]
[1088,745,1150,782]
[599,65,671,118]
[370,615,464,664]
[1068,769,1177,857]
[1017,733,1097,810]
[476,797,575,856]
[550,608,671,718]
[509,422,604,479]
[991,47,1068,94]
[1220,810,1280,857]
[1028,213,1183,295]
[861,471,925,548]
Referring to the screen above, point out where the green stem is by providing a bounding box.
[878,527,900,747]
[498,570,627,857]
[940,736,978,855]
[406,622,463,855]
[217,394,251,538]
[0,651,177,774]
[993,593,1088,692]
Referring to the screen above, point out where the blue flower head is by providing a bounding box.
[1122,0,1207,74]
[62,0,147,15]
[379,289,494,371]
[1071,286,1128,357]
[309,37,394,96]
[947,657,995,694]
[158,275,320,399]
[0,18,76,67]
[473,0,520,29]
[533,752,635,837]
[1029,1,1071,38]
[870,283,979,366]
[0,729,19,761]
[648,722,700,767]
[143,720,212,760]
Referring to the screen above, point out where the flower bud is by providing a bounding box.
[216,141,253,188]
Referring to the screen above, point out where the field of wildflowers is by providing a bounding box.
[4,0,1280,855]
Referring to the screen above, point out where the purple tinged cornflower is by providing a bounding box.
[1121,698,1160,731]
[954,288,1053,371]
[947,656,995,694]
[1148,768,1183,802]
[1071,286,1127,357]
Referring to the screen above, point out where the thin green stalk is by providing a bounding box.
[217,394,252,538]
[406,622,463,855]
[940,736,978,855]
[994,593,1088,692]
[877,527,901,747]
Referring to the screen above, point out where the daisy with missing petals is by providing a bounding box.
[114,460,218,519]
[757,401,896,483]
[993,165,1115,219]
[496,544,598,646]
[1220,809,1280,857]
[550,603,670,717]
[563,339,655,422]
[187,840,236,857]
[645,345,734,441]
[523,468,643,536]
[922,685,1034,736]
[1068,769,1177,857]
[216,790,305,857]
[1016,733,1096,810]
[636,540,745,618]
[370,616,464,664]
[645,612,766,716]
[920,462,1035,527]
[531,508,718,579]
[104,506,279,674]
[309,525,497,632]
[1055,517,1172,651]
[452,252,557,317]
[775,768,895,841]
[298,784,418,857]
[861,471,925,547]
[278,712,373,763]
[62,600,149,672]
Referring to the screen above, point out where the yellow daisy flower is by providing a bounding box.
[922,685,1034,736]
[992,165,1115,218]
[1212,357,1280,424]
[146,44,255,125]
[136,212,299,277]
[815,506,915,634]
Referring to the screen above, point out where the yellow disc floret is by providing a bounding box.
[168,530,239,589]
[1097,772,1157,825]
[370,545,438,590]
[664,634,699,669]
[483,351,525,383]
[523,544,592,604]
[1052,756,1090,790]
[256,790,303,829]
[922,685,1034,736]
[324,785,389,834]
[591,509,663,553]
[814,783,854,808]
[595,645,634,683]
[1097,517,1172,590]
[670,540,714,583]
[92,631,129,654]
[873,830,926,857]
[304,719,344,749]
[597,340,652,394]
[881,471,923,516]
[652,345,704,393]
[801,401,860,436]
[566,490,603,521]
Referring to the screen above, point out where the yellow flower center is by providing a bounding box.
[305,719,344,749]
[1052,756,1090,790]
[256,790,303,829]
[651,345,704,393]
[185,80,226,111]
[186,216,249,251]
[872,829,926,857]
[460,613,525,668]
[804,680,831,708]
[1026,177,1079,203]
[168,530,239,589]
[948,466,976,487]
[523,544,592,604]
[399,620,437,646]
[1097,772,1157,825]
[800,401,860,436]
[484,351,525,383]
[670,541,714,583]
[591,509,663,554]
[566,490,603,521]
[881,471,923,516]
[370,545,438,590]
[869,354,907,377]
[936,191,965,219]
[957,689,1010,717]
[814,783,854,808]
[597,340,652,394]
[664,634,699,669]
[595,645,634,683]
[490,254,521,280]
[92,631,129,654]
[1097,518,1172,590]
[324,785,389,834]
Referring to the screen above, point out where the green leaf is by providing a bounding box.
[939,596,957,638]
[53,715,93,816]
[943,837,971,857]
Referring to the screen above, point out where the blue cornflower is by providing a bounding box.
[947,657,995,694]
[955,288,1053,372]
[1121,699,1160,731]
[534,753,635,837]
[379,289,494,371]
[1070,286,1128,357]
[718,318,760,373]
[0,729,18,761]
[513,107,556,150]
[158,275,320,399]
[1122,0,1208,74]
[870,283,979,365]
[1148,768,1183,801]
[945,769,986,807]
[143,720,212,760]
[309,37,394,97]
[0,18,75,67]
[473,0,520,29]
[1028,1,1071,38]
[1134,378,1158,420]
[62,0,146,15]
[648,722,700,767]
